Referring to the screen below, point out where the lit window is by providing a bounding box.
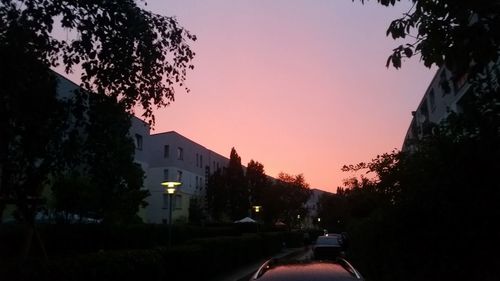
[164,145,170,158]
[177,147,183,160]
[135,134,143,150]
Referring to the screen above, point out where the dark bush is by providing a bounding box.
[0,230,290,281]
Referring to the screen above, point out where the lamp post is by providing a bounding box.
[161,181,181,247]
[252,205,262,233]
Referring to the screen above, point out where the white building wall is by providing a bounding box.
[129,118,229,223]
[46,72,230,224]
[403,67,472,150]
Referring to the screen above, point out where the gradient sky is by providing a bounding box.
[63,1,437,193]
[132,0,437,193]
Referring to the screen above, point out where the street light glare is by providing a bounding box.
[161,181,182,188]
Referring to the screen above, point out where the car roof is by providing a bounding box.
[252,259,363,281]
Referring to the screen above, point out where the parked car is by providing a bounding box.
[313,235,344,260]
[250,257,363,281]
[326,232,349,250]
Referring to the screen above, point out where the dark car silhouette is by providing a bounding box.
[312,235,344,260]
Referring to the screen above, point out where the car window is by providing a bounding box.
[316,236,340,246]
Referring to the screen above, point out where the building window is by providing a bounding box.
[177,170,183,182]
[195,176,199,189]
[429,89,436,112]
[135,134,143,151]
[162,194,169,209]
[164,145,170,158]
[177,147,183,160]
[419,98,429,123]
[163,169,169,181]
[453,73,468,93]
[196,153,199,167]
[174,195,182,209]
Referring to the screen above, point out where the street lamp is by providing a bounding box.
[252,205,262,233]
[161,181,182,247]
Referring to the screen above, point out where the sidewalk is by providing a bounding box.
[212,246,308,281]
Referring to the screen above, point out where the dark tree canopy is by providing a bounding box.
[261,172,311,226]
[206,148,248,221]
[246,159,269,208]
[206,169,227,221]
[48,92,148,224]
[225,148,248,220]
[1,0,196,122]
[333,100,500,281]
[0,0,195,222]
[362,0,500,78]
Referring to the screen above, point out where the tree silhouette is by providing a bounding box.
[246,160,269,211]
[225,148,248,220]
[261,172,311,227]
[1,0,194,219]
[364,0,500,77]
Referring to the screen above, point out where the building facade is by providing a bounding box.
[403,67,471,151]
[130,118,229,224]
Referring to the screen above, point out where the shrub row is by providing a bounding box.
[0,224,239,257]
[1,232,299,281]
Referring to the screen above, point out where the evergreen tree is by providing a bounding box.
[225,148,247,220]
[246,160,269,209]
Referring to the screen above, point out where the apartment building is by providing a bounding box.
[26,72,230,224]
[130,118,229,224]
[402,67,471,151]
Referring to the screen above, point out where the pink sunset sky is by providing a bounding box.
[60,1,437,193]
[140,0,437,193]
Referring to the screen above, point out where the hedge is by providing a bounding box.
[0,232,295,281]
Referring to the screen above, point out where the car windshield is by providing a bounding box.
[316,236,341,246]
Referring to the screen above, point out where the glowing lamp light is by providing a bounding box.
[317,217,321,222]
[161,181,181,194]
[252,205,262,213]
